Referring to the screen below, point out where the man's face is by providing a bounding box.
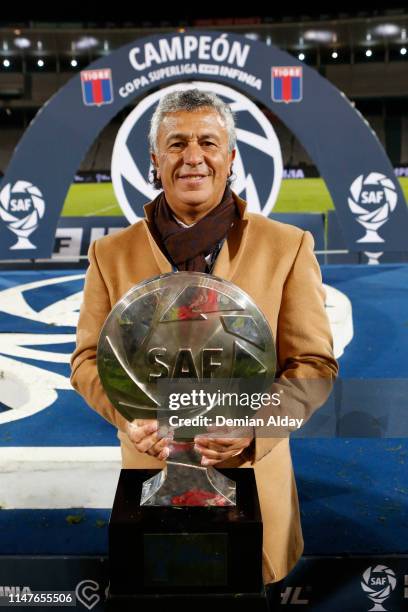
[151,108,236,222]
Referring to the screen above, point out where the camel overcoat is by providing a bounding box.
[70,191,338,584]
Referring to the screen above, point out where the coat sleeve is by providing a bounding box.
[70,239,128,433]
[250,230,339,464]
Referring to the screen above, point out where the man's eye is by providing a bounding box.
[202,141,216,147]
[170,142,183,148]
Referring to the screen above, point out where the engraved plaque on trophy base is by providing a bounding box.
[106,468,269,611]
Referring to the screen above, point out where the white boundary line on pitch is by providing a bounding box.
[84,204,118,216]
[0,447,122,508]
[1,446,121,463]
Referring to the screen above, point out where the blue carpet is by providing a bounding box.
[323,264,408,378]
[0,509,109,555]
[0,266,407,556]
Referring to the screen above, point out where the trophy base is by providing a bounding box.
[108,468,266,607]
[105,591,270,611]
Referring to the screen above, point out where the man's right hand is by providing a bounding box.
[124,419,172,461]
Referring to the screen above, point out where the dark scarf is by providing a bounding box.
[151,186,238,272]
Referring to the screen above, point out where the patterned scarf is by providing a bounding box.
[151,186,238,272]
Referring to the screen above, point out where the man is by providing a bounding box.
[70,89,338,595]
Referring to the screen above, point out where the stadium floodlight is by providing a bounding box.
[400,47,407,56]
[331,51,338,59]
[74,36,99,50]
[2,59,11,68]
[365,49,373,57]
[373,24,400,37]
[245,32,260,41]
[70,59,78,67]
[298,52,305,61]
[14,37,31,49]
[304,29,335,43]
[37,59,45,68]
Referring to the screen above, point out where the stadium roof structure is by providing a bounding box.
[0,9,408,57]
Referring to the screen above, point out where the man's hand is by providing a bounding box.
[194,429,253,466]
[125,419,172,461]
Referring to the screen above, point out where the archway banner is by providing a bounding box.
[0,30,406,259]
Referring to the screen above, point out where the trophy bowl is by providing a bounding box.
[97,272,276,506]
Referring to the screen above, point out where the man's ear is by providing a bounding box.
[230,148,236,170]
[151,153,160,178]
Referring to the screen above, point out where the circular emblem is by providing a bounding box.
[111,81,283,221]
[97,272,276,422]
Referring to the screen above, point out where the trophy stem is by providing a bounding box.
[140,440,236,506]
[357,228,385,243]
[368,603,386,612]
[10,235,37,249]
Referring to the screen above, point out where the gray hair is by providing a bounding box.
[149,88,237,154]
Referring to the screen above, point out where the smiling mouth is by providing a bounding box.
[178,175,209,181]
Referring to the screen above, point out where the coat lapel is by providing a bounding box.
[212,193,249,280]
[142,201,172,274]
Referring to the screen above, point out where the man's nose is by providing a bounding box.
[183,142,204,165]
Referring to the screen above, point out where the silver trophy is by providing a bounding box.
[97,272,275,507]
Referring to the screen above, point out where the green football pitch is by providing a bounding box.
[61,177,408,216]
